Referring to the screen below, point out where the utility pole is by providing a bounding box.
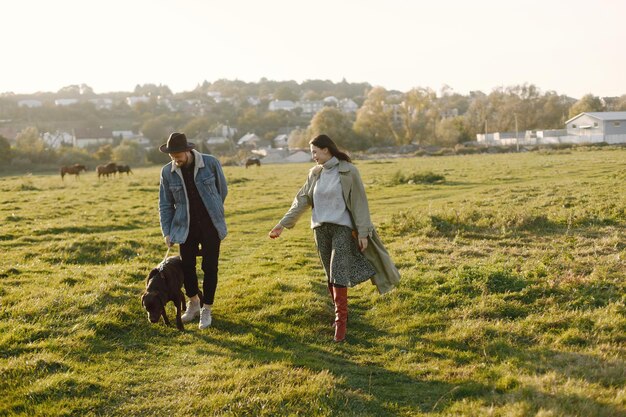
[515,113,519,152]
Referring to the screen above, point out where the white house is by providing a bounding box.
[339,98,359,113]
[285,151,312,163]
[237,132,263,146]
[477,111,626,146]
[73,127,114,148]
[112,130,136,140]
[269,100,296,111]
[297,100,324,116]
[55,98,79,106]
[207,137,231,146]
[566,111,626,137]
[126,96,150,106]
[18,100,42,108]
[42,131,74,148]
[273,134,289,148]
[207,91,223,103]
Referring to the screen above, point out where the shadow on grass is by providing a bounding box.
[32,223,144,236]
[18,276,623,416]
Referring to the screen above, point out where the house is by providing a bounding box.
[566,112,626,137]
[73,127,114,148]
[207,91,224,103]
[257,148,289,164]
[112,130,136,140]
[43,131,74,148]
[250,148,312,164]
[55,98,79,106]
[206,137,232,146]
[237,132,263,147]
[18,99,42,108]
[268,100,296,111]
[247,96,261,106]
[339,98,359,113]
[478,111,626,146]
[126,96,150,106]
[273,134,289,148]
[297,100,324,116]
[563,111,626,144]
[285,150,312,163]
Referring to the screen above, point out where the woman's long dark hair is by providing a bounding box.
[309,134,351,163]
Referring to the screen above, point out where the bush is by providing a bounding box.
[388,170,446,185]
[57,147,97,166]
[146,148,170,165]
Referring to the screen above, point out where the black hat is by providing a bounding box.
[159,132,196,153]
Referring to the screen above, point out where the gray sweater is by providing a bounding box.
[311,157,353,229]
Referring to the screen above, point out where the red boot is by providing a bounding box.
[328,282,336,327]
[332,287,348,342]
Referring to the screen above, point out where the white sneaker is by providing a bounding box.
[181,299,201,323]
[199,306,212,329]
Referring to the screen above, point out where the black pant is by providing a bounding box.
[180,219,220,305]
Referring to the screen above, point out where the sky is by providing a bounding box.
[3,0,625,99]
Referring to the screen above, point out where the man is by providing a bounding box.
[158,132,228,329]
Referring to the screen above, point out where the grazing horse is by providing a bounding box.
[96,162,118,179]
[245,157,261,168]
[117,165,133,176]
[60,164,87,180]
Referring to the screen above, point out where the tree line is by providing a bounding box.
[1,79,625,166]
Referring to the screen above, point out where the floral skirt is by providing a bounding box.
[313,223,376,287]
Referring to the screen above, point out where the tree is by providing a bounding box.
[287,128,309,149]
[16,127,43,151]
[610,94,626,111]
[274,85,299,101]
[112,139,146,164]
[0,135,11,163]
[398,87,437,145]
[307,107,364,150]
[96,144,113,162]
[182,117,213,140]
[14,127,56,164]
[133,83,173,97]
[435,116,469,146]
[353,87,394,147]
[141,115,173,143]
[568,94,604,118]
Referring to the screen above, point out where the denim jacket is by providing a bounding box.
[159,150,228,243]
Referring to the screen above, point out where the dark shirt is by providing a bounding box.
[180,155,212,228]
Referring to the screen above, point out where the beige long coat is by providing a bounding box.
[279,160,400,294]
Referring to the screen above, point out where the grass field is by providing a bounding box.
[1,148,625,416]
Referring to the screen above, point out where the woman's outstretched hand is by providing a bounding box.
[268,224,284,239]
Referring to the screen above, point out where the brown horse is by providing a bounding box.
[117,165,133,175]
[96,162,118,179]
[245,157,261,168]
[60,164,87,180]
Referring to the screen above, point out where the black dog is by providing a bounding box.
[141,256,187,331]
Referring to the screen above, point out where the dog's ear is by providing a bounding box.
[147,268,159,284]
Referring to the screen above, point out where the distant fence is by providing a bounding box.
[477,133,626,146]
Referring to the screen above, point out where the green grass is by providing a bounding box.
[1,149,625,416]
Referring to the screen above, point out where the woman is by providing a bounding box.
[269,134,400,342]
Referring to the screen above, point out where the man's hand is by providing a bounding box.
[164,235,173,247]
